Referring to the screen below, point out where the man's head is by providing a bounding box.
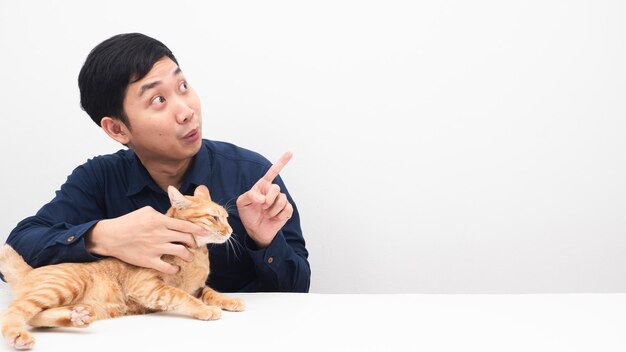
[79,33,203,162]
[78,33,178,128]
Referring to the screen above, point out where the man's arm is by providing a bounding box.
[236,152,311,292]
[6,164,105,267]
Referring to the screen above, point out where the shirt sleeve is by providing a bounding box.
[5,162,105,268]
[243,176,311,293]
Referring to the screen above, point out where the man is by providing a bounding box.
[5,33,310,292]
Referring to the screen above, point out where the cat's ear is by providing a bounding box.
[168,186,192,209]
[194,185,212,201]
[100,117,131,145]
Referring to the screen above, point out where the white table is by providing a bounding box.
[1,289,625,351]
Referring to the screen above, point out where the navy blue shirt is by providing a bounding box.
[6,139,310,292]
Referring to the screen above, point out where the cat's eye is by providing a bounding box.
[212,215,219,222]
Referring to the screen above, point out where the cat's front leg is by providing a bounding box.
[198,286,245,312]
[128,281,222,320]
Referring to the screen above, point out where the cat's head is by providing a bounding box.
[166,185,233,246]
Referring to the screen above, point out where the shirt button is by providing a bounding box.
[67,235,75,242]
[267,257,274,264]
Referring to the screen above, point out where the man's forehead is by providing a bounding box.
[130,58,183,96]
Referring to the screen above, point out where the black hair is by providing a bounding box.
[78,33,178,127]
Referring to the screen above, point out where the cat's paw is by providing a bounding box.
[70,305,94,328]
[5,330,35,350]
[219,297,245,312]
[193,305,222,321]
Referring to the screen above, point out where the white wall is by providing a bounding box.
[1,0,624,293]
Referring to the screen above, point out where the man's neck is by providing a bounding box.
[141,157,192,192]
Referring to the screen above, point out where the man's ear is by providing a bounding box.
[101,117,131,145]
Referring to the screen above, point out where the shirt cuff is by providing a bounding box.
[245,231,291,270]
[53,220,104,262]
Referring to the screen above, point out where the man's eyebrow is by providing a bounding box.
[138,67,184,97]
[139,81,161,97]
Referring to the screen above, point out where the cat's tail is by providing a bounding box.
[0,244,33,285]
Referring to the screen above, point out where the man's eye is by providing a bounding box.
[179,82,188,92]
[151,96,166,105]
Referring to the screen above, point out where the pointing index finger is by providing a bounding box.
[262,152,293,182]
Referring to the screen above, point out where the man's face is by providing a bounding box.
[122,57,202,164]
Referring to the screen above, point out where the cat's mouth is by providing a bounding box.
[195,232,231,246]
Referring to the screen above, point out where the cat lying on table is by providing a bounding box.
[0,185,244,350]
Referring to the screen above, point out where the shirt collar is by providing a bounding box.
[126,142,211,197]
[126,151,157,197]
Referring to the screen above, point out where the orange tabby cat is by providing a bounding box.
[0,185,244,350]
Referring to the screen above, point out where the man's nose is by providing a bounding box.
[175,100,194,124]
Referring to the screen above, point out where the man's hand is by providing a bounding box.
[236,152,294,248]
[86,206,209,275]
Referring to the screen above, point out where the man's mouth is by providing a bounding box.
[183,128,199,139]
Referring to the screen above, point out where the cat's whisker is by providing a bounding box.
[227,237,239,261]
[224,239,232,263]
[225,234,244,262]
[220,197,237,215]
